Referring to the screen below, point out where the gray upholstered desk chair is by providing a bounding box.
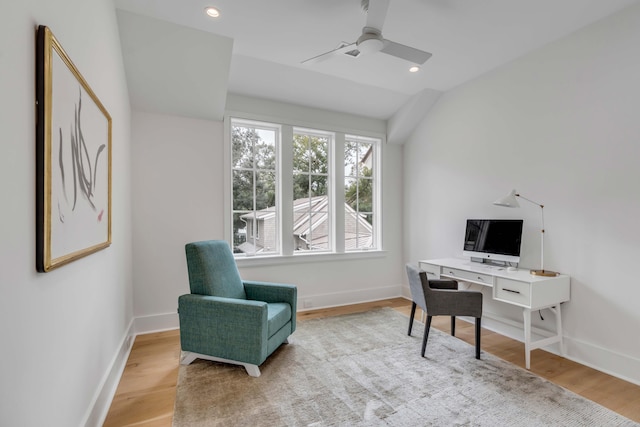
[405,263,483,359]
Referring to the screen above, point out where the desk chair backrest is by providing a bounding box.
[185,240,246,299]
[406,263,428,312]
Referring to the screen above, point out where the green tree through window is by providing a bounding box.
[345,138,375,249]
[293,132,330,251]
[231,122,277,254]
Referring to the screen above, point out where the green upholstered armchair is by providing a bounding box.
[178,240,297,377]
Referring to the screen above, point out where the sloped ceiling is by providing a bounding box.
[116,10,233,121]
[115,0,639,142]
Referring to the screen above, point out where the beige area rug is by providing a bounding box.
[173,308,638,426]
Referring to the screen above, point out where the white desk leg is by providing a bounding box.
[551,305,565,357]
[523,308,532,369]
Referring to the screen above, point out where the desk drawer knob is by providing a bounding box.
[477,276,484,281]
[503,288,521,294]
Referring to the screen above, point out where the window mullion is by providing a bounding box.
[307,147,312,247]
[252,141,257,249]
[334,133,345,253]
[280,125,294,256]
[224,117,232,244]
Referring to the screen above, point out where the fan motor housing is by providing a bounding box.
[357,28,384,53]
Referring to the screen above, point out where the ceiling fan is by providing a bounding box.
[301,0,432,66]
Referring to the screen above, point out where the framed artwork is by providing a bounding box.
[36,25,112,272]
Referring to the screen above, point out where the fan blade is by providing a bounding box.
[366,0,390,31]
[301,42,358,65]
[381,39,432,64]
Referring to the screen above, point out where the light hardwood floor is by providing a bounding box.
[103,298,640,426]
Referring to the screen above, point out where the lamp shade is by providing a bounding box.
[494,189,520,207]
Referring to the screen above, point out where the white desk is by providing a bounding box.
[418,258,570,369]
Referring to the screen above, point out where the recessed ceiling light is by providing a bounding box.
[409,66,420,73]
[205,7,220,18]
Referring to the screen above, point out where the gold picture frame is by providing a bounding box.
[36,25,112,272]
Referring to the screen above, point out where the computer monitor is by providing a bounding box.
[463,219,523,264]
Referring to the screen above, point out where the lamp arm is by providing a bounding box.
[515,193,543,208]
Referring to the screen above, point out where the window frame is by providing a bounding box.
[224,114,384,264]
[229,118,280,256]
[292,127,333,254]
[344,134,380,252]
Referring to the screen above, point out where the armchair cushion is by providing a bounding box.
[245,280,297,332]
[267,303,292,337]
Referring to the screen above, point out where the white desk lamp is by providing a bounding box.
[494,189,558,277]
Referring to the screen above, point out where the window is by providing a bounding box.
[229,117,381,258]
[231,120,279,255]
[345,136,376,250]
[293,130,331,252]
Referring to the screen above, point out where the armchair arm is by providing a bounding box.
[178,294,269,365]
[243,281,297,332]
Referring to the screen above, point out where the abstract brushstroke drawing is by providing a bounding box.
[36,25,112,272]
[57,88,107,220]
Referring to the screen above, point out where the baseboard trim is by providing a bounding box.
[563,335,640,386]
[133,286,404,334]
[82,319,135,427]
[480,312,640,386]
[297,285,402,312]
[134,311,180,335]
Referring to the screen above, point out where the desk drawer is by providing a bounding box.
[495,278,531,306]
[441,267,493,286]
[419,262,441,279]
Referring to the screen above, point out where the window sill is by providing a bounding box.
[235,250,388,268]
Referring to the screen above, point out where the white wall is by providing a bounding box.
[131,111,224,329]
[404,3,640,384]
[131,97,405,329]
[0,1,133,426]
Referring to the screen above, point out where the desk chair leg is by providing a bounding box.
[451,316,456,336]
[421,316,433,357]
[475,318,482,360]
[408,302,417,336]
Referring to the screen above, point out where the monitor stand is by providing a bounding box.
[470,257,510,268]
